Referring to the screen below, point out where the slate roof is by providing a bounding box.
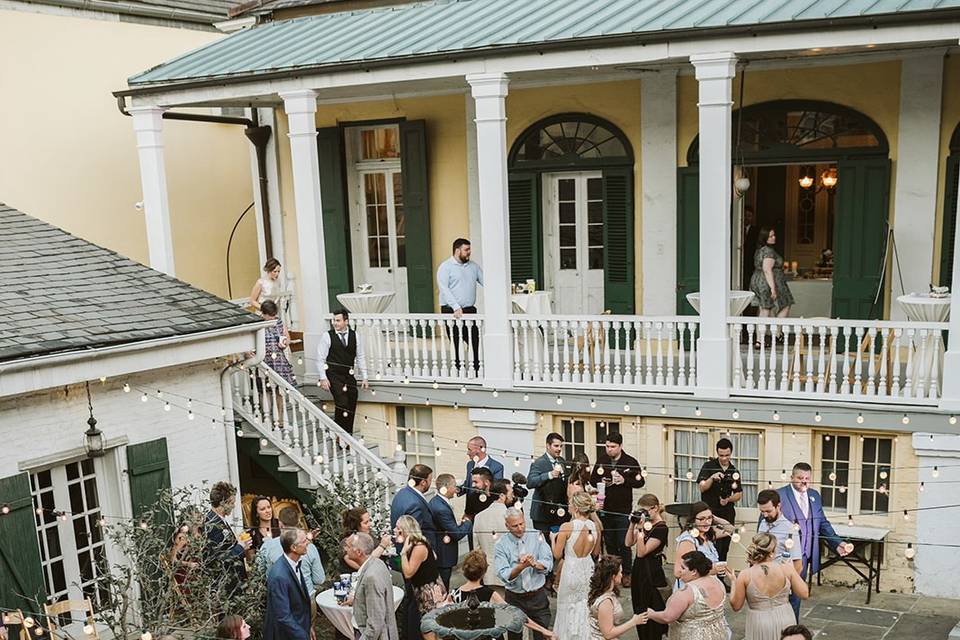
[0,204,263,364]
[127,0,960,89]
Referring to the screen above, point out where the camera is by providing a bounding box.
[630,508,650,524]
[717,469,739,498]
[511,472,529,501]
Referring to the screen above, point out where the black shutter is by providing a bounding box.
[508,172,543,285]
[602,166,635,314]
[399,120,434,312]
[0,472,46,610]
[317,126,353,310]
[126,438,172,520]
[940,155,960,289]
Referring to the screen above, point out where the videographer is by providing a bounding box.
[696,437,742,561]
[624,494,668,640]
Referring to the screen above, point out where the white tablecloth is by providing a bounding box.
[686,290,755,315]
[896,294,948,397]
[896,293,950,322]
[336,291,397,314]
[511,291,553,315]
[316,586,404,637]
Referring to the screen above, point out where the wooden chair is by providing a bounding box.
[43,599,99,640]
[3,610,31,640]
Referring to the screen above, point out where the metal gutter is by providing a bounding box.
[20,0,228,26]
[114,9,960,97]
[0,321,271,374]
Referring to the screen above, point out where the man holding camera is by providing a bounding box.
[696,437,742,562]
[590,432,644,587]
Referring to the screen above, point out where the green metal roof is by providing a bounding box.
[128,0,960,88]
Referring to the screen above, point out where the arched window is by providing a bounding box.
[510,113,633,169]
[687,100,888,164]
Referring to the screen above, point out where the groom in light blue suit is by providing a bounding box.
[777,461,850,621]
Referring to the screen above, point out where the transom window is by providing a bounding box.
[359,126,399,160]
[31,460,108,611]
[511,114,633,168]
[817,432,893,514]
[672,428,760,505]
[396,406,434,469]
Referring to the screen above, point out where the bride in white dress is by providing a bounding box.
[551,490,602,640]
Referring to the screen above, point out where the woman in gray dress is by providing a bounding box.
[750,227,795,319]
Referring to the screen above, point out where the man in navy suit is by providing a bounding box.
[263,529,314,640]
[203,481,249,594]
[458,436,503,550]
[429,473,473,588]
[389,464,434,638]
[777,462,851,621]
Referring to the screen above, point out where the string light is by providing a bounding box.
[932,466,940,478]
[0,505,9,515]
[772,410,780,421]
[904,544,916,560]
[902,414,910,425]
[523,393,529,401]
[623,402,631,412]
[814,412,822,423]
[847,515,854,527]
[951,415,958,425]
[694,406,702,417]
[590,398,597,408]
[903,510,910,521]
[141,392,148,403]
[732,408,739,419]
[685,469,693,480]
[432,381,439,390]
[460,386,467,394]
[556,396,563,406]
[123,383,131,393]
[164,402,171,411]
[99,376,107,383]
[857,413,864,424]
[492,390,499,398]
[660,404,668,415]
[187,410,195,420]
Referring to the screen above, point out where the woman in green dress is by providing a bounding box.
[750,227,795,319]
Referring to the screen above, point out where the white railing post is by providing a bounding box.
[690,52,737,398]
[280,89,329,379]
[467,72,513,390]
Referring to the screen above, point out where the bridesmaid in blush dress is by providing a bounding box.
[730,533,809,640]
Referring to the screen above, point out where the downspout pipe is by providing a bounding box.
[220,327,266,523]
[117,96,275,259]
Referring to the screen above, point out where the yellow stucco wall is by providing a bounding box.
[932,55,960,284]
[0,9,258,299]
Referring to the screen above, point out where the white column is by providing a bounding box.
[465,93,484,308]
[467,73,513,389]
[640,70,678,315]
[911,433,960,598]
[280,90,329,377]
[691,53,737,398]
[940,155,960,409]
[891,52,945,320]
[130,106,175,276]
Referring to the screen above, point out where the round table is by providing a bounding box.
[896,293,950,322]
[336,291,397,314]
[316,586,405,637]
[511,291,553,314]
[685,290,755,315]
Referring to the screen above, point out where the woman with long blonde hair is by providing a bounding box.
[395,515,446,640]
[730,532,808,640]
[552,491,602,639]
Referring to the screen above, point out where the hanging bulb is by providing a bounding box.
[857,413,864,424]
[515,457,520,467]
[589,398,597,408]
[791,432,797,439]
[556,396,563,405]
[828,472,837,482]
[433,381,439,389]
[772,410,780,421]
[435,448,442,456]
[904,544,916,560]
[454,402,460,410]
[731,532,741,544]
[556,507,565,517]
[879,470,888,480]
[838,485,847,494]
[141,392,148,403]
[685,469,693,480]
[732,408,739,419]
[187,411,194,421]
[814,412,822,423]
[780,469,787,480]
[425,398,430,406]
[297,357,303,365]
[902,414,910,425]
[99,376,107,383]
[364,416,369,424]
[919,482,925,492]
[847,515,854,527]
[784,536,795,550]
[492,390,499,398]
[523,393,529,402]
[596,466,605,476]
[643,521,653,531]
[667,474,674,483]
[236,429,244,437]
[932,466,940,478]
[660,404,668,415]
[0,505,9,515]
[460,385,467,394]
[123,383,131,393]
[903,510,909,521]
[164,402,171,412]
[492,532,499,540]
[443,535,451,544]
[623,402,631,412]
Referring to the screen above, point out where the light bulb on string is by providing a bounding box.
[556,396,563,406]
[623,402,631,412]
[433,381,439,389]
[772,410,780,421]
[660,404,668,415]
[919,482,925,492]
[589,398,597,408]
[164,402,171,412]
[523,393,529,402]
[492,390,499,398]
[857,413,864,424]
[596,466,605,476]
[732,408,739,419]
[932,466,940,478]
[879,470,888,480]
[902,414,910,425]
[905,544,916,560]
[784,536,795,550]
[187,411,194,421]
[828,472,837,482]
[838,485,847,494]
[141,392,148,403]
[780,469,787,480]
[460,385,467,394]
[847,515,854,527]
[0,504,9,515]
[731,532,741,543]
[685,469,693,480]
[951,415,958,425]
[903,510,910,521]
[694,406,702,417]
[814,412,822,422]
[123,383,131,393]
[515,457,520,467]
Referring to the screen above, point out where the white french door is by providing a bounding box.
[544,171,605,314]
[354,168,408,312]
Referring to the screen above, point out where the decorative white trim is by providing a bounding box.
[18,436,130,472]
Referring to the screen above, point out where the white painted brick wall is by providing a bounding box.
[0,360,234,496]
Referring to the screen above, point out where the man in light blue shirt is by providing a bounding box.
[437,238,483,373]
[757,489,803,571]
[256,507,326,594]
[494,508,553,640]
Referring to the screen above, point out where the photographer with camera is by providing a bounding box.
[624,494,669,640]
[696,438,742,562]
[590,432,644,586]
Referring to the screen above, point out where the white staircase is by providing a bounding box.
[230,362,406,506]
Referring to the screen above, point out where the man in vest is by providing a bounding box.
[317,308,368,434]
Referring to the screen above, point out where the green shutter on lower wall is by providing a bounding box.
[399,120,434,312]
[317,127,353,310]
[676,168,700,315]
[602,166,635,314]
[939,155,960,289]
[0,472,46,611]
[831,157,891,320]
[126,438,172,521]
[508,172,543,286]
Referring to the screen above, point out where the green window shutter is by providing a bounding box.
[676,168,700,315]
[831,158,891,320]
[0,472,46,611]
[399,120,434,312]
[508,172,543,285]
[126,438,172,521]
[939,154,960,289]
[317,127,353,310]
[602,167,635,314]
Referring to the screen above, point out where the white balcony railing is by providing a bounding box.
[729,317,948,405]
[350,313,484,384]
[510,315,701,391]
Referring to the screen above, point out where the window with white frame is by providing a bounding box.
[559,418,586,461]
[817,432,892,514]
[30,459,108,611]
[594,419,621,461]
[396,406,434,469]
[672,428,761,505]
